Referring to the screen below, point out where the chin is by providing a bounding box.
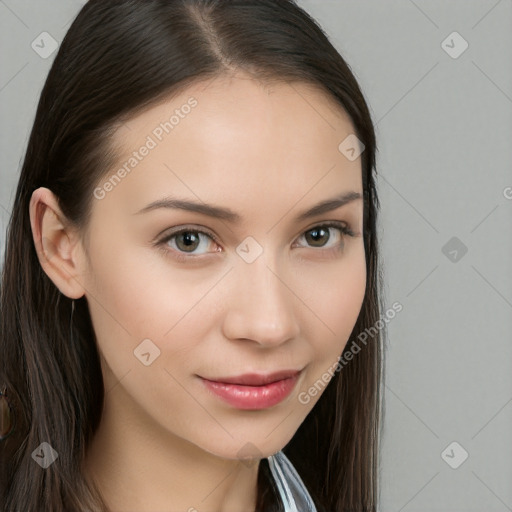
[196,430,296,463]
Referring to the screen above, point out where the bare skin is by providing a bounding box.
[29,71,366,512]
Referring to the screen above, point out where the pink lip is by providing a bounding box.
[199,370,301,410]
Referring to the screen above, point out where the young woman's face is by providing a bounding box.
[79,73,366,460]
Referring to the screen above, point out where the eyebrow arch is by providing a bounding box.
[133,191,363,223]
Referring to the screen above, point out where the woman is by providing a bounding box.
[0,1,384,510]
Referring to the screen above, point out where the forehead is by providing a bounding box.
[96,73,363,223]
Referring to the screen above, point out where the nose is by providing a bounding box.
[221,252,301,348]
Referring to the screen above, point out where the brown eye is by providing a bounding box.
[174,231,202,253]
[157,226,220,262]
[297,222,354,250]
[161,229,216,255]
[304,226,331,247]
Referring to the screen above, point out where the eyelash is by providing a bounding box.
[155,221,356,264]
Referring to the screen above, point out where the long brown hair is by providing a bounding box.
[0,1,384,510]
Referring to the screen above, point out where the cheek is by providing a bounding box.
[304,247,366,338]
[83,244,213,429]
[298,246,366,374]
[82,237,223,386]
[85,251,164,340]
[85,233,204,338]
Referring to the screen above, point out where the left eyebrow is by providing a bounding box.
[294,191,363,222]
[133,191,363,223]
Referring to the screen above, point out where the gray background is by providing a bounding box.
[1,1,511,510]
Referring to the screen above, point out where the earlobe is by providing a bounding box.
[29,187,86,300]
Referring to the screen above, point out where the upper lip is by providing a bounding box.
[201,369,301,386]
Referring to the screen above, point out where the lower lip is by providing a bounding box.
[200,374,300,410]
